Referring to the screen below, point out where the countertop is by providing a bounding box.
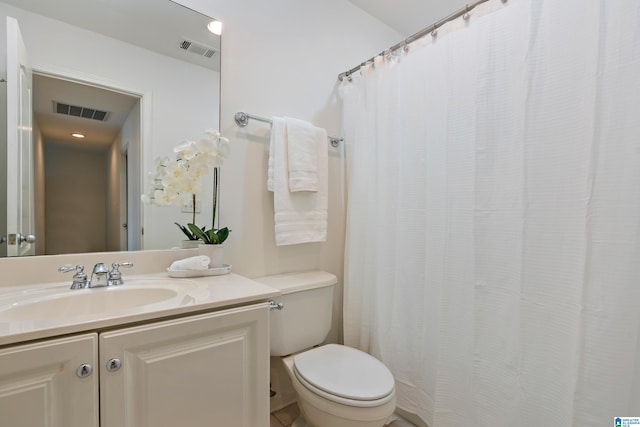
[0,272,280,347]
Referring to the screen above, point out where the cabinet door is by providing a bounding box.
[0,333,99,427]
[100,303,270,427]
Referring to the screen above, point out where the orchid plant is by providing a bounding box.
[142,129,230,244]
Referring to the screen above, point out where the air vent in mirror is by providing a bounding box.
[179,38,216,58]
[54,101,110,122]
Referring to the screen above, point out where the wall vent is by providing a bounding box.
[178,38,216,59]
[54,101,110,122]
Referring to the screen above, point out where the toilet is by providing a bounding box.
[255,271,396,427]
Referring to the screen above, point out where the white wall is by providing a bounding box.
[174,0,400,313]
[44,143,107,254]
[175,0,402,410]
[33,125,44,255]
[119,100,141,251]
[106,133,121,251]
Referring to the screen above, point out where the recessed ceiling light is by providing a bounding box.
[207,20,222,35]
[72,133,85,138]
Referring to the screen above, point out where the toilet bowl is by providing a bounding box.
[283,344,396,427]
[255,271,396,427]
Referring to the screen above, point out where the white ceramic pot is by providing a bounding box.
[181,240,200,249]
[197,244,225,268]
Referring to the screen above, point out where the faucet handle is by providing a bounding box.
[109,262,133,286]
[59,265,88,289]
[112,262,133,270]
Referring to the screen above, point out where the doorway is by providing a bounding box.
[32,73,140,254]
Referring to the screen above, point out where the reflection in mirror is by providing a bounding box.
[33,74,140,255]
[0,0,221,256]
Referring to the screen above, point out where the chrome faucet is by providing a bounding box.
[59,262,133,289]
[89,263,110,287]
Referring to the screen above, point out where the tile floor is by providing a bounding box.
[270,403,416,427]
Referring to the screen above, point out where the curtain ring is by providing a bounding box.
[431,29,438,38]
[463,5,470,20]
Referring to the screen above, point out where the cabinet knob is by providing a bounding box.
[76,363,93,378]
[106,358,122,372]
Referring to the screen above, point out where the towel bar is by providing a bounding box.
[234,111,342,148]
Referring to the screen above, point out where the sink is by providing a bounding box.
[0,279,202,322]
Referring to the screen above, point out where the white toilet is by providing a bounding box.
[255,271,396,427]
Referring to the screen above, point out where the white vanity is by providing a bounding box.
[0,251,279,427]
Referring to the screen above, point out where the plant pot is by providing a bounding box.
[197,244,225,268]
[181,240,201,249]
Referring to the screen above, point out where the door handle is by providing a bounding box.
[7,233,36,245]
[17,233,36,244]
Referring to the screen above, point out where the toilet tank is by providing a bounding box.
[254,270,337,356]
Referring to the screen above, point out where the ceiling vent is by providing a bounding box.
[178,38,216,59]
[54,101,110,122]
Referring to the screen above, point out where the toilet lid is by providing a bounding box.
[293,344,395,401]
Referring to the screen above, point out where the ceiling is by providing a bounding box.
[347,0,470,36]
[32,75,139,151]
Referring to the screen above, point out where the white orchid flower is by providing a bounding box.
[205,129,223,141]
[153,189,176,206]
[214,137,230,158]
[142,128,230,243]
[174,140,198,160]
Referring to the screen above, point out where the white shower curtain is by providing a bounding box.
[342,1,640,426]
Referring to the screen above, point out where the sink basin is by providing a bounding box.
[0,279,202,322]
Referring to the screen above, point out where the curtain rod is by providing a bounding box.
[234,111,343,147]
[338,0,504,81]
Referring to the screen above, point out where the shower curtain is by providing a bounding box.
[341,1,640,426]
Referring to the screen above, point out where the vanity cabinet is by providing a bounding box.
[0,302,269,427]
[100,303,269,427]
[0,333,99,427]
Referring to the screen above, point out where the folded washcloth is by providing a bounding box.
[285,117,327,192]
[168,255,210,271]
[269,117,328,245]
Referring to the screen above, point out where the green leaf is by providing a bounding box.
[216,227,230,243]
[205,228,219,244]
[187,223,210,243]
[175,222,197,240]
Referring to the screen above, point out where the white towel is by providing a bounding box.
[285,117,326,192]
[267,117,285,192]
[269,117,328,246]
[168,255,210,271]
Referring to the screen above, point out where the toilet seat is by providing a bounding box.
[293,344,395,407]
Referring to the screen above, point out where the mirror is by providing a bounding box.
[0,0,221,256]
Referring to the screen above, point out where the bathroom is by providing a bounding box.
[0,0,639,426]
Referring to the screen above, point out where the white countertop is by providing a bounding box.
[0,272,280,347]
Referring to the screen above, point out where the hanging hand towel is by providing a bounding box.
[267,117,284,192]
[285,117,327,192]
[269,117,328,245]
